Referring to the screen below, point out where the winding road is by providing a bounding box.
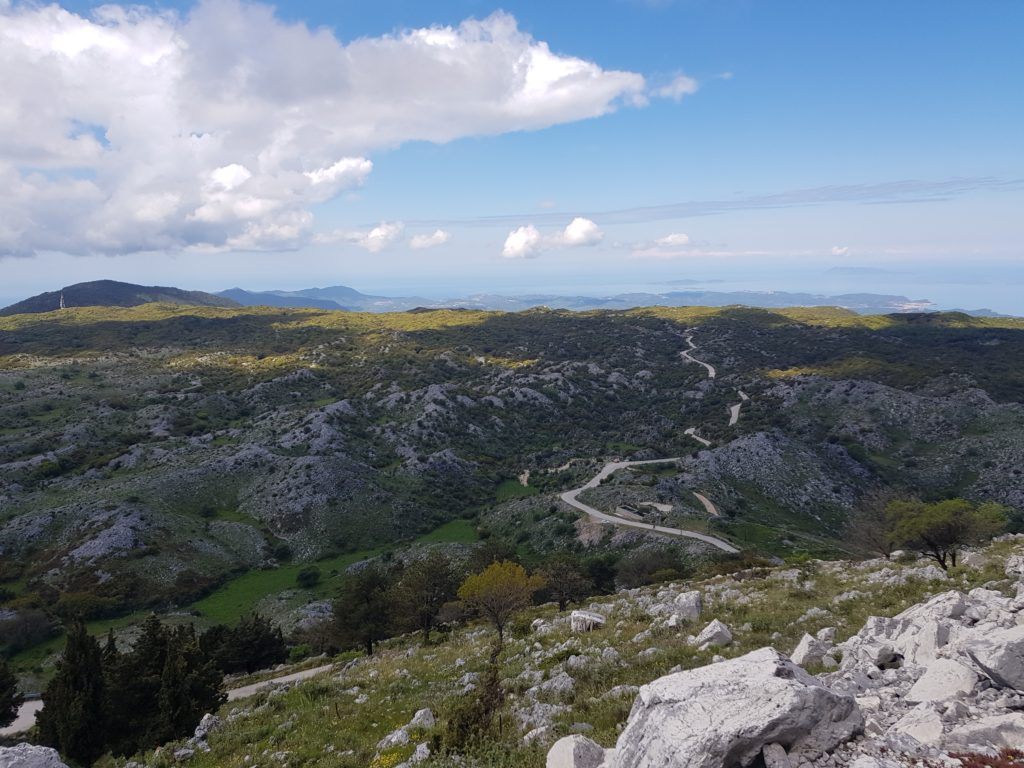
[559,459,739,553]
[556,330,746,555]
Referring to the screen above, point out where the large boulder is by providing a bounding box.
[611,648,863,768]
[571,611,606,633]
[945,623,1024,690]
[791,633,832,667]
[905,658,978,703]
[0,745,70,768]
[546,735,606,768]
[945,713,1024,752]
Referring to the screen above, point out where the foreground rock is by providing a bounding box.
[608,648,862,768]
[0,745,70,768]
[546,735,605,768]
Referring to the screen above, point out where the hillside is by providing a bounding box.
[1,303,1024,681]
[0,281,239,316]
[11,537,1023,767]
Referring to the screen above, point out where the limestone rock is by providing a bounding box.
[1005,554,1024,580]
[906,659,978,703]
[611,647,863,768]
[945,713,1024,751]
[690,619,732,649]
[761,743,791,768]
[673,591,702,622]
[409,708,435,729]
[947,623,1024,690]
[0,745,70,768]
[546,735,605,768]
[791,633,832,667]
[571,611,606,633]
[890,706,943,746]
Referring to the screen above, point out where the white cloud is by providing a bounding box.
[656,232,691,247]
[502,217,605,258]
[831,245,850,256]
[554,217,604,246]
[410,229,451,249]
[0,2,646,256]
[315,221,404,252]
[502,225,542,259]
[653,73,699,101]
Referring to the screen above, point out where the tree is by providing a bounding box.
[891,498,1007,569]
[0,657,23,728]
[845,489,902,558]
[457,561,544,649]
[154,626,224,745]
[389,551,459,643]
[202,614,287,675]
[333,563,394,656]
[538,556,593,611]
[38,621,108,767]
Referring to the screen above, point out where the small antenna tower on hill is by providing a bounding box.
[59,292,66,310]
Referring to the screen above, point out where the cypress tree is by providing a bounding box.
[37,621,108,766]
[0,657,23,728]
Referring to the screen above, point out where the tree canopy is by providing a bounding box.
[457,561,544,647]
[889,498,1007,569]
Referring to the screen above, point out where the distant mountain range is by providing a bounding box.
[0,280,238,316]
[221,285,998,316]
[1,280,1009,317]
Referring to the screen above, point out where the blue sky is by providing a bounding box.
[1,0,1022,310]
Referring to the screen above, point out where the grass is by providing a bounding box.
[495,479,539,503]
[414,518,479,544]
[122,541,1022,768]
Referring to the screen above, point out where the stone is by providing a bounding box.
[762,743,792,768]
[611,648,863,768]
[571,611,606,633]
[1005,554,1024,580]
[690,619,732,649]
[524,726,553,745]
[890,706,943,746]
[947,623,1024,690]
[193,713,221,740]
[945,713,1024,751]
[546,735,605,768]
[906,659,978,703]
[409,708,435,729]
[791,633,832,667]
[376,727,410,750]
[816,627,836,643]
[673,591,702,622]
[849,758,902,768]
[408,743,430,765]
[0,745,70,768]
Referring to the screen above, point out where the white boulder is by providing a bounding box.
[611,647,862,768]
[409,708,435,729]
[571,611,606,633]
[1005,554,1024,580]
[945,713,1024,751]
[947,623,1024,690]
[690,619,732,649]
[0,745,70,768]
[546,735,605,768]
[906,659,978,703]
[889,706,943,746]
[673,591,702,622]
[791,633,832,667]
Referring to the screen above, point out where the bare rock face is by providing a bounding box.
[609,648,863,768]
[0,744,70,768]
[946,623,1024,691]
[905,658,978,703]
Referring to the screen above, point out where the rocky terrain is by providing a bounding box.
[7,538,1024,767]
[2,303,1024,673]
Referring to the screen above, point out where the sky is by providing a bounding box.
[1,0,1022,311]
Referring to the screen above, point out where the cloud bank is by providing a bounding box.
[0,1,647,256]
[410,229,452,250]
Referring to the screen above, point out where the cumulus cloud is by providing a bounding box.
[0,2,646,256]
[553,217,604,246]
[316,221,404,252]
[831,245,850,256]
[502,225,543,259]
[653,73,699,101]
[502,217,604,258]
[410,229,451,249]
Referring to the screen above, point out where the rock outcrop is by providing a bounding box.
[608,648,862,768]
[0,744,70,768]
